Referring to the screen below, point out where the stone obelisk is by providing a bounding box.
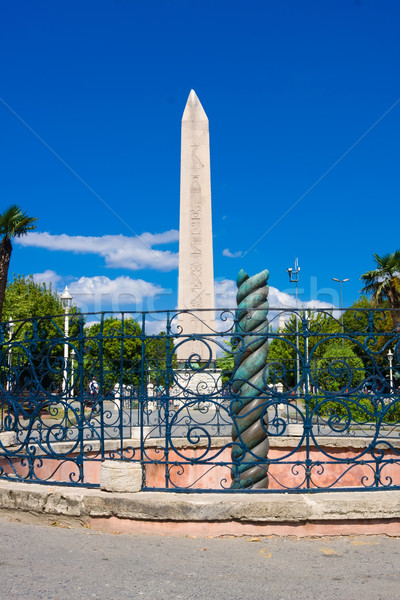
[177,90,215,364]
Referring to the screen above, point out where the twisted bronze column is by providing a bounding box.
[230,268,270,489]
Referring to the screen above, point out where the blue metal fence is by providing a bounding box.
[0,308,399,491]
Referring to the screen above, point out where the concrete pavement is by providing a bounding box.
[0,516,399,600]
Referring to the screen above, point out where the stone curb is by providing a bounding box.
[0,479,399,526]
[5,435,399,458]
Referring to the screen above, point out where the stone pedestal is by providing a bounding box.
[100,460,143,493]
[130,426,152,440]
[171,368,222,407]
[0,431,17,447]
[286,423,304,437]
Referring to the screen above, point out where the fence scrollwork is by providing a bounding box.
[0,307,398,491]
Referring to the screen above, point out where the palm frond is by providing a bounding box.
[361,251,400,310]
[0,205,37,239]
[360,269,380,286]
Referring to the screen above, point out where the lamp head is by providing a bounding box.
[8,317,15,334]
[60,286,73,310]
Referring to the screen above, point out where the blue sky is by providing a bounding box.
[1,0,399,319]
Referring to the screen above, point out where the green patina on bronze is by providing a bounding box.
[230,268,270,489]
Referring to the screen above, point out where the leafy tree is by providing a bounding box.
[342,295,372,334]
[84,317,142,390]
[145,332,177,387]
[0,206,37,322]
[268,311,339,389]
[1,275,82,393]
[216,340,237,383]
[361,250,400,328]
[2,274,64,322]
[342,295,394,374]
[84,320,177,391]
[317,343,365,393]
[309,343,387,424]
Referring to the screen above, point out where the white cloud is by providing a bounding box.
[222,248,242,258]
[215,279,237,308]
[268,287,332,311]
[144,318,168,335]
[19,230,179,272]
[213,278,334,330]
[213,279,237,334]
[83,314,168,335]
[84,319,101,329]
[215,278,333,311]
[68,275,167,312]
[31,269,170,313]
[32,269,62,287]
[268,287,334,328]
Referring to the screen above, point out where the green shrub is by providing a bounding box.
[317,343,365,393]
[310,394,400,425]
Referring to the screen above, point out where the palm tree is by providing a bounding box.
[360,250,400,328]
[0,205,37,322]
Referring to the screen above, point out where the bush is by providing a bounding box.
[311,394,400,425]
[316,343,365,393]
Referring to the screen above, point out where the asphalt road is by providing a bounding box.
[0,516,399,600]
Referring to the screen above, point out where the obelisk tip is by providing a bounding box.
[188,89,197,104]
[182,90,208,122]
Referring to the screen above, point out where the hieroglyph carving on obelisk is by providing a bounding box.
[177,90,215,363]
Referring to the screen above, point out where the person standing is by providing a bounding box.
[88,376,99,405]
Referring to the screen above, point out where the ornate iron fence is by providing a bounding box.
[0,308,399,491]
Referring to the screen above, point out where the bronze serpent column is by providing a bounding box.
[230,268,270,489]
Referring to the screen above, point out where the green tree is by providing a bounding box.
[342,295,394,374]
[0,206,37,322]
[268,311,339,389]
[317,342,365,393]
[216,339,237,383]
[145,332,177,387]
[84,320,178,391]
[84,317,142,390]
[311,343,378,423]
[342,295,372,335]
[361,250,400,328]
[3,275,64,322]
[1,275,82,393]
[3,274,82,343]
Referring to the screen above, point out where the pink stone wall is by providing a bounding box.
[0,452,101,485]
[87,516,400,538]
[141,445,400,491]
[1,443,399,490]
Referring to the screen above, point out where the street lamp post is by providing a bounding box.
[70,348,76,398]
[303,310,311,396]
[60,287,73,394]
[287,259,300,386]
[332,278,350,343]
[7,317,14,392]
[388,349,394,391]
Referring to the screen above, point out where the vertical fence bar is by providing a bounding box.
[302,311,312,489]
[139,312,146,465]
[164,311,172,488]
[98,313,105,458]
[122,313,126,448]
[77,313,86,481]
